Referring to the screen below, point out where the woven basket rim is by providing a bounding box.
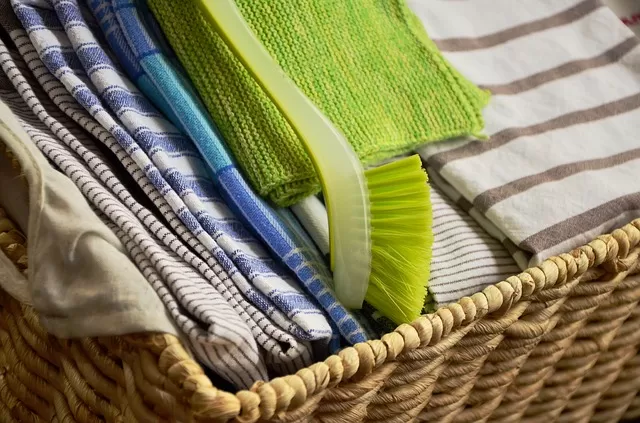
[2,206,640,421]
[116,218,640,421]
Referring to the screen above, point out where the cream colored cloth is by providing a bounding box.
[0,141,30,305]
[0,245,30,305]
[0,99,179,339]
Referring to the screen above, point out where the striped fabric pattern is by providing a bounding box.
[0,42,269,387]
[2,0,324,383]
[11,0,339,348]
[413,0,640,267]
[287,181,520,308]
[89,0,367,346]
[428,178,521,304]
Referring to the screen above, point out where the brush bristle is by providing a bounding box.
[364,154,432,325]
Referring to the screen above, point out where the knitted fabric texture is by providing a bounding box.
[95,0,368,346]
[148,0,489,206]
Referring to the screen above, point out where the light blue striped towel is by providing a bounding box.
[89,0,369,345]
[10,0,345,347]
[8,0,330,377]
[0,39,268,387]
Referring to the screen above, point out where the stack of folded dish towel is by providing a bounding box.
[0,0,637,390]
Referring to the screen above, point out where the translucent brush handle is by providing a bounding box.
[196,0,371,308]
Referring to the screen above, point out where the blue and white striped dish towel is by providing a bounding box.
[88,0,369,345]
[0,36,268,387]
[7,0,328,375]
[10,0,344,344]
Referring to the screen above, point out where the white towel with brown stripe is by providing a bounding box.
[412,0,640,268]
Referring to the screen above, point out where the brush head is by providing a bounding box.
[364,154,432,325]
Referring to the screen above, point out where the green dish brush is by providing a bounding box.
[196,0,432,324]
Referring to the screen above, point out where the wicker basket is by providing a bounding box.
[1,206,639,423]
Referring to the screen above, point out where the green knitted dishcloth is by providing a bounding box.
[149,0,489,207]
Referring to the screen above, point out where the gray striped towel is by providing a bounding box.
[412,0,640,268]
[0,48,268,387]
[428,181,521,305]
[0,76,181,341]
[10,0,338,352]
[0,20,318,387]
[1,0,327,382]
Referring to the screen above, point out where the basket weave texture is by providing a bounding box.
[0,206,639,423]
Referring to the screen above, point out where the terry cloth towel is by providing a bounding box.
[0,7,317,386]
[147,0,488,207]
[0,72,182,341]
[88,0,368,346]
[9,0,344,352]
[414,0,640,267]
[603,0,640,35]
[0,43,269,389]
